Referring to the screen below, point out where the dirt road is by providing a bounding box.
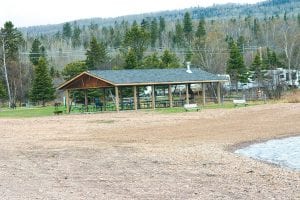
[0,103,299,199]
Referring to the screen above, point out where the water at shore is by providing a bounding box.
[235,136,300,170]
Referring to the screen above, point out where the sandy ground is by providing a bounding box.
[0,103,299,199]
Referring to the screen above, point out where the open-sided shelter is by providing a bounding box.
[58,67,228,112]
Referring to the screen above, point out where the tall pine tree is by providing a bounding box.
[86,37,107,70]
[150,18,158,48]
[30,57,55,106]
[195,18,206,40]
[72,25,81,48]
[158,16,166,47]
[251,52,264,88]
[226,42,248,92]
[1,21,24,107]
[173,20,184,48]
[183,12,193,45]
[62,23,72,40]
[123,23,150,66]
[30,38,46,66]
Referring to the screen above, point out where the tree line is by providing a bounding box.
[1,9,300,106]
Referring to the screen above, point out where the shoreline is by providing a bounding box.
[227,132,300,152]
[230,133,300,172]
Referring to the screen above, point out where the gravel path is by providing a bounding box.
[0,103,299,199]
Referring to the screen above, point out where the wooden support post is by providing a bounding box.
[84,89,88,112]
[103,88,106,111]
[137,86,140,109]
[202,83,206,105]
[115,86,119,112]
[152,85,155,109]
[133,85,138,110]
[217,82,221,104]
[65,89,70,113]
[185,84,189,104]
[168,84,173,108]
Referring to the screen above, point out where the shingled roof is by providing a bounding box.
[58,68,228,90]
[88,68,227,85]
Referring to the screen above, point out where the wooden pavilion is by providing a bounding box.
[58,67,228,112]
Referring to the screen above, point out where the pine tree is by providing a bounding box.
[140,19,150,32]
[251,52,264,88]
[265,48,279,70]
[142,53,160,69]
[159,16,166,33]
[62,22,72,40]
[158,16,166,47]
[173,20,184,48]
[123,23,150,65]
[124,49,138,69]
[50,66,55,78]
[1,21,23,60]
[85,37,107,70]
[297,13,300,27]
[30,58,55,106]
[183,12,193,44]
[72,25,81,48]
[253,18,261,40]
[1,21,24,107]
[226,42,248,92]
[30,38,46,66]
[225,36,234,49]
[150,18,158,48]
[160,50,180,68]
[195,18,206,39]
[270,52,278,69]
[237,36,245,51]
[195,18,206,49]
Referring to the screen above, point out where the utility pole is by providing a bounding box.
[1,36,12,108]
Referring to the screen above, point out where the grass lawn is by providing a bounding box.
[0,100,268,118]
[0,106,66,118]
[140,100,268,114]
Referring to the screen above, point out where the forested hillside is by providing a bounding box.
[0,0,300,106]
[21,0,299,35]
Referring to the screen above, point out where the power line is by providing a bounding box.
[19,46,262,58]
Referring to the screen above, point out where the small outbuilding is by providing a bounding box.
[58,67,228,112]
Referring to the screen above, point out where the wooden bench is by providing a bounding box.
[184,103,201,111]
[233,99,248,107]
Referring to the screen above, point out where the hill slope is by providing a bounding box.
[21,0,300,35]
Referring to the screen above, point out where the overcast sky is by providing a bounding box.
[0,0,264,27]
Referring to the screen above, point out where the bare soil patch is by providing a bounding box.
[0,103,299,199]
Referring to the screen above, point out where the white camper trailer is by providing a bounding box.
[266,68,300,88]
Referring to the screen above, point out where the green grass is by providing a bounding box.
[0,106,66,118]
[155,100,268,114]
[0,100,269,118]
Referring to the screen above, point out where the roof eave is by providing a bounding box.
[57,71,117,90]
[114,79,228,86]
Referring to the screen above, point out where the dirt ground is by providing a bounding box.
[0,103,299,199]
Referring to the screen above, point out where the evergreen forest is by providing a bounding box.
[0,0,300,106]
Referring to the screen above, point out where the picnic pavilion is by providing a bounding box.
[58,66,228,112]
